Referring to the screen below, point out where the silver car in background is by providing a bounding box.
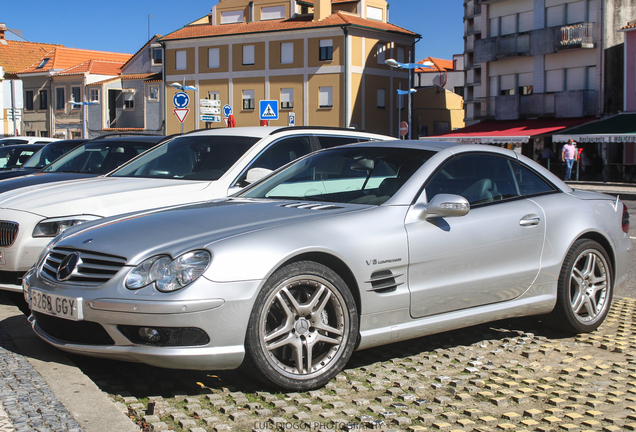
[24,141,630,391]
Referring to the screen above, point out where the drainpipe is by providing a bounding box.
[342,26,349,128]
[386,3,389,22]
[249,1,254,23]
[10,79,17,136]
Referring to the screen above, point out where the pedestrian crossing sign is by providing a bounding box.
[259,100,279,120]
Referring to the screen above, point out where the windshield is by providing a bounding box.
[23,142,80,169]
[110,135,259,180]
[240,146,436,205]
[0,146,41,170]
[42,140,156,174]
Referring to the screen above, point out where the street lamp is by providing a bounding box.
[385,59,433,140]
[396,87,416,140]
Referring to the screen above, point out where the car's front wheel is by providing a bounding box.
[546,239,613,333]
[243,261,358,391]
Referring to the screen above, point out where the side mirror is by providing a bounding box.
[422,193,470,219]
[245,167,273,184]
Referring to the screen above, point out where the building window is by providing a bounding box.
[90,89,100,102]
[25,131,35,137]
[377,43,386,64]
[221,10,243,24]
[243,45,255,65]
[396,46,405,64]
[208,91,220,101]
[25,90,34,111]
[454,87,465,97]
[152,48,163,65]
[36,58,50,69]
[280,88,293,109]
[71,87,81,109]
[243,89,255,110]
[319,40,333,61]
[124,92,134,109]
[40,130,49,137]
[518,85,533,95]
[55,88,65,110]
[176,50,187,70]
[319,87,333,108]
[148,86,159,101]
[367,5,383,21]
[301,5,308,14]
[39,90,47,110]
[208,48,220,69]
[262,5,285,20]
[377,88,385,109]
[281,42,294,64]
[433,121,450,135]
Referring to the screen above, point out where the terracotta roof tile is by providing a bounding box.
[0,40,61,75]
[86,73,162,87]
[20,47,131,74]
[56,59,126,76]
[416,56,454,73]
[160,11,416,41]
[620,21,636,30]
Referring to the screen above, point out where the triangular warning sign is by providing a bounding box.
[174,108,189,123]
[262,104,276,118]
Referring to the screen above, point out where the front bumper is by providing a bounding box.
[24,271,264,371]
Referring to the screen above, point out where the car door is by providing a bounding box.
[406,153,547,318]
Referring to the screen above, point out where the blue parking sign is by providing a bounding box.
[259,100,279,120]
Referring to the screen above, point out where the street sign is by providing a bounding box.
[174,108,189,123]
[200,99,221,107]
[399,121,409,137]
[173,92,190,109]
[200,107,221,115]
[222,104,232,118]
[288,112,296,127]
[201,115,221,122]
[259,100,279,120]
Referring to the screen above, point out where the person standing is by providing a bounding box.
[562,139,578,181]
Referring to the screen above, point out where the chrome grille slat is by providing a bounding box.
[40,247,127,286]
[0,221,19,247]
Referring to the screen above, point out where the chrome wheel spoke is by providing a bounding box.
[569,249,609,324]
[571,289,585,314]
[280,287,304,316]
[266,333,296,351]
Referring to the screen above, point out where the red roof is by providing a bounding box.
[20,47,132,74]
[56,59,126,76]
[416,57,454,73]
[0,40,61,75]
[161,12,416,41]
[421,118,597,144]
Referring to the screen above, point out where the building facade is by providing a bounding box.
[159,0,418,136]
[463,0,636,125]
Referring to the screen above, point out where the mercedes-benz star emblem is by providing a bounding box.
[57,252,81,281]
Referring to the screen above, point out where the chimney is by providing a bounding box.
[0,23,6,40]
[313,0,331,22]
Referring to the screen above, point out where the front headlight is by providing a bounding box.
[33,215,101,237]
[126,250,211,292]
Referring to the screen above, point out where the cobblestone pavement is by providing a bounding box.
[59,297,636,432]
[0,327,82,432]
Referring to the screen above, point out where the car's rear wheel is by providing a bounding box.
[546,239,613,333]
[243,261,358,391]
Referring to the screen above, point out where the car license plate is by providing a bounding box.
[30,289,82,321]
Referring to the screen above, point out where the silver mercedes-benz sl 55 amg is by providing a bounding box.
[23,140,631,391]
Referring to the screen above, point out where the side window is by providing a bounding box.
[316,136,360,149]
[234,136,312,187]
[425,154,520,205]
[511,160,556,196]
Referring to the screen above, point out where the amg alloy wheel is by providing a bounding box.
[243,261,358,390]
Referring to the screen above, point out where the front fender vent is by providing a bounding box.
[365,270,403,293]
[280,202,343,210]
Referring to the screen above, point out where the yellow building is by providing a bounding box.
[412,86,465,137]
[160,0,419,136]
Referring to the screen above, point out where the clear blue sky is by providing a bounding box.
[3,0,463,61]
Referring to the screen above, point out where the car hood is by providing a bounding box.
[0,168,39,181]
[0,172,96,195]
[0,176,211,218]
[58,198,362,264]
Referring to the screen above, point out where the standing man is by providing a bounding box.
[562,139,578,181]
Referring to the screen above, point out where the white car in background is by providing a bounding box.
[0,126,392,291]
[0,137,59,147]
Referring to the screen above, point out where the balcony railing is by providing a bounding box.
[558,22,594,49]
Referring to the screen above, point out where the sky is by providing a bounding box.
[2,0,464,61]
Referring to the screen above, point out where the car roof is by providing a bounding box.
[185,126,390,139]
[88,135,166,144]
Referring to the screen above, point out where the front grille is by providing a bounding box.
[0,270,25,286]
[40,247,127,286]
[0,221,18,247]
[33,312,115,345]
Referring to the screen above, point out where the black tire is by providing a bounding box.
[243,261,359,391]
[545,239,613,333]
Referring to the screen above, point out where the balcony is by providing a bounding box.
[475,22,596,63]
[474,90,596,120]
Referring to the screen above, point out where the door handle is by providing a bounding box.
[520,216,541,226]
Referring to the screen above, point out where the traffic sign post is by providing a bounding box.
[259,100,279,121]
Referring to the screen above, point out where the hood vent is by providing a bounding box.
[280,202,343,211]
[365,270,403,293]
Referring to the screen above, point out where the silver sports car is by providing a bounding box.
[23,141,630,391]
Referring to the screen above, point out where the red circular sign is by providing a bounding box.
[399,121,409,137]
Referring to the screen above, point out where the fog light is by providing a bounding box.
[138,327,162,343]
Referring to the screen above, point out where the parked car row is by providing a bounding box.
[0,128,630,391]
